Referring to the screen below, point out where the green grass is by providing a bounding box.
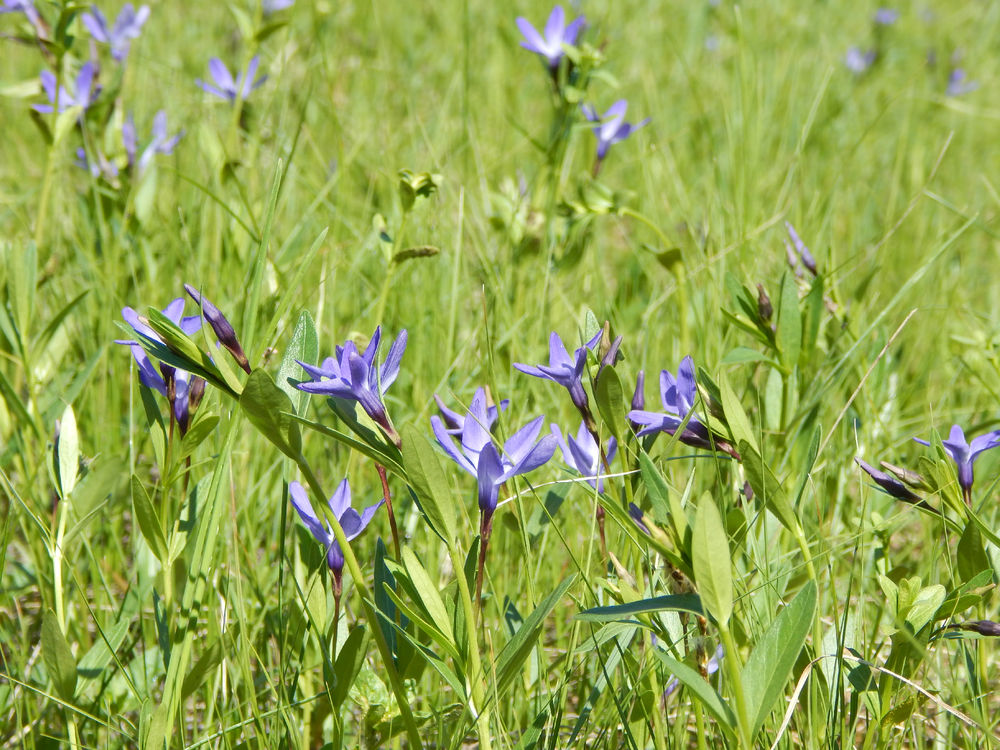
[3,1,1000,747]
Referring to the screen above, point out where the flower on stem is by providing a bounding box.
[516,5,585,71]
[844,47,876,75]
[296,326,407,443]
[288,479,383,594]
[581,99,649,166]
[784,222,817,276]
[628,356,739,458]
[854,457,925,505]
[551,422,616,493]
[946,68,978,97]
[434,392,507,434]
[81,4,149,62]
[1,0,40,26]
[183,284,251,374]
[124,110,183,176]
[116,298,204,432]
[34,62,99,114]
[196,56,267,102]
[76,146,118,181]
[514,330,601,418]
[431,387,555,522]
[915,424,1000,504]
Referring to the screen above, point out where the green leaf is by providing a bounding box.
[175,414,220,463]
[239,369,303,460]
[77,615,131,679]
[181,637,223,700]
[400,547,454,644]
[957,522,991,584]
[721,347,775,366]
[401,424,456,543]
[576,593,704,622]
[776,271,802,371]
[740,441,798,533]
[290,412,404,476]
[905,584,946,633]
[654,651,737,737]
[41,609,77,700]
[719,372,758,455]
[333,626,370,707]
[131,475,168,563]
[692,494,732,626]
[802,275,824,358]
[493,576,576,699]
[742,580,817,737]
[277,310,318,414]
[594,366,626,440]
[56,404,79,497]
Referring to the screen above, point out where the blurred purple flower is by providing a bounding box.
[551,422,616,492]
[946,68,978,97]
[116,298,204,430]
[1,0,39,25]
[873,8,898,25]
[81,4,149,61]
[75,146,118,180]
[915,424,1000,501]
[514,330,601,415]
[124,110,183,176]
[196,56,267,102]
[34,62,99,113]
[844,46,876,74]
[785,221,817,275]
[262,0,293,12]
[581,100,649,161]
[296,326,407,434]
[288,479,383,580]
[516,5,585,70]
[432,387,555,519]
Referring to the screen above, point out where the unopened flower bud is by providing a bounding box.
[184,284,251,374]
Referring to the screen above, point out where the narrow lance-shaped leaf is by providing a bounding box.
[692,493,733,626]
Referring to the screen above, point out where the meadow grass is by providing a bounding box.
[3,1,1000,747]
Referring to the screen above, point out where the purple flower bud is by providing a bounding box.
[952,620,1000,637]
[854,457,922,503]
[184,284,251,374]
[756,283,773,322]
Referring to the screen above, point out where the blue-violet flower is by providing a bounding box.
[34,62,98,113]
[581,100,649,162]
[124,110,183,176]
[915,424,1000,502]
[514,330,601,416]
[81,4,149,61]
[551,422,616,492]
[516,5,585,70]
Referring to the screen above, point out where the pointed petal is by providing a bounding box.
[81,9,108,41]
[564,16,585,45]
[476,442,505,513]
[208,58,234,92]
[241,56,261,97]
[327,478,352,518]
[544,5,565,41]
[434,394,464,431]
[504,415,545,463]
[502,433,556,479]
[550,423,572,464]
[379,329,407,392]
[432,415,477,476]
[513,363,548,379]
[675,356,697,412]
[548,331,573,368]
[516,17,546,54]
[461,388,493,457]
[355,498,385,535]
[289,481,331,545]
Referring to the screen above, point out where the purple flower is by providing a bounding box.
[288,479,383,579]
[431,387,556,519]
[784,221,817,275]
[873,8,898,25]
[844,47,876,74]
[628,356,706,439]
[81,4,149,62]
[664,645,723,700]
[1,0,40,26]
[915,424,1000,500]
[262,0,293,12]
[551,422,616,492]
[854,457,922,503]
[581,100,649,161]
[434,393,507,434]
[116,298,204,430]
[75,146,118,180]
[628,503,651,535]
[196,56,267,102]
[516,5,585,70]
[514,330,601,415]
[34,63,98,114]
[124,110,183,176]
[946,69,978,97]
[296,326,407,433]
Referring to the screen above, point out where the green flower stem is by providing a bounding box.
[295,458,424,749]
[717,623,751,750]
[450,538,494,750]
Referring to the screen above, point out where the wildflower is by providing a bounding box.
[628,503,650,535]
[81,4,149,61]
[844,47,876,75]
[262,0,293,13]
[946,68,978,97]
[431,387,555,520]
[873,8,898,25]
[116,298,204,431]
[581,99,649,163]
[296,326,407,441]
[196,56,267,102]
[124,110,183,176]
[915,424,1000,504]
[514,330,601,416]
[1,0,40,26]
[183,285,251,374]
[784,222,817,275]
[34,62,99,114]
[551,422,616,492]
[75,146,118,181]
[434,392,507,434]
[951,620,1000,637]
[854,457,923,503]
[516,5,585,70]
[288,479,383,593]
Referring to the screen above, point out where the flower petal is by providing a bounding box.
[289,481,331,545]
[432,415,477,476]
[379,328,407,392]
[504,415,545,464]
